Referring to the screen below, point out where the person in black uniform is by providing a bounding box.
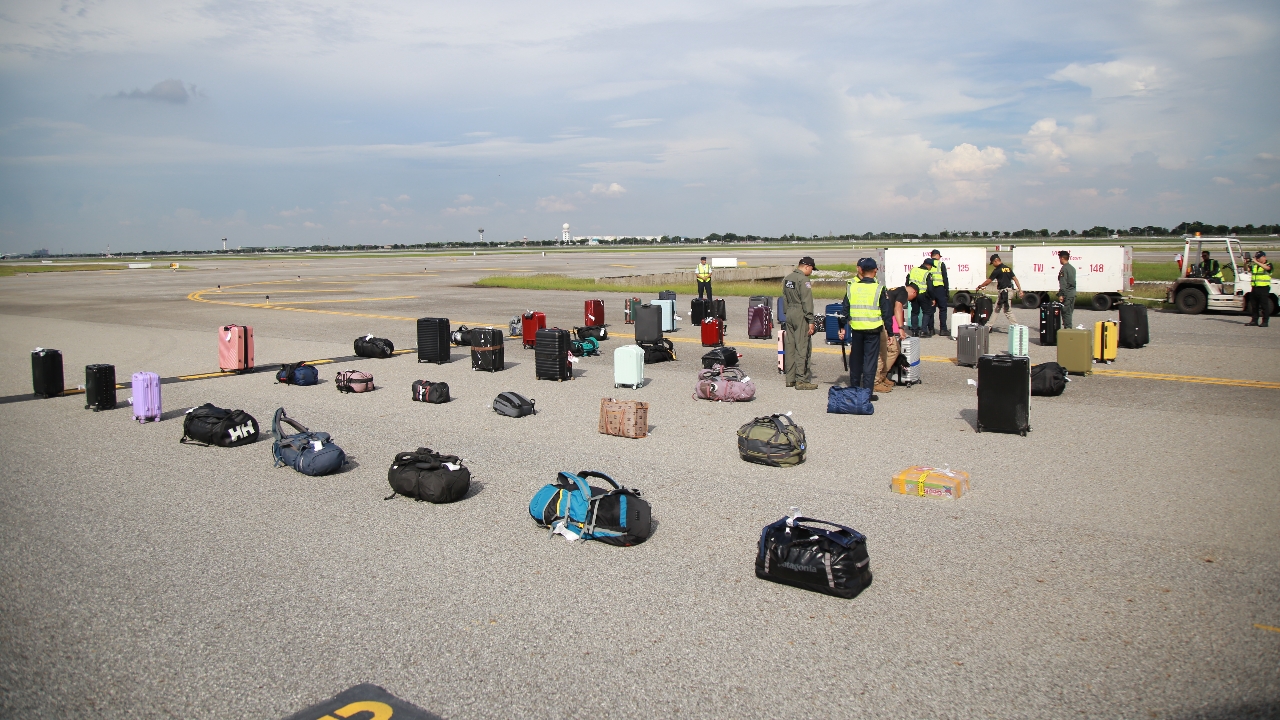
[974,253,1022,329]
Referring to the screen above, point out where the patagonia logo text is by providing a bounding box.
[779,561,818,573]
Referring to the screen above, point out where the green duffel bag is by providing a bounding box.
[737,413,806,467]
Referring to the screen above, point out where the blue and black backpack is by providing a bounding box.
[528,471,652,546]
[276,361,319,386]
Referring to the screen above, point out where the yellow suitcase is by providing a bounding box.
[1093,320,1118,363]
[891,466,970,499]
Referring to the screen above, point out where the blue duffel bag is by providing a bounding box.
[276,361,319,386]
[271,407,347,476]
[827,385,874,415]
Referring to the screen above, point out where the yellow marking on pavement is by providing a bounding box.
[211,289,356,294]
[1256,624,1280,633]
[610,264,637,268]
[1093,368,1280,389]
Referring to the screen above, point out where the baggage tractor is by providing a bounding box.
[599,398,649,438]
[701,317,725,347]
[1008,323,1029,357]
[584,299,605,327]
[1039,303,1062,346]
[690,298,707,326]
[748,304,772,339]
[634,303,663,343]
[749,295,771,308]
[1118,304,1149,348]
[535,328,573,381]
[1056,328,1093,375]
[131,371,162,423]
[976,353,1030,435]
[711,298,727,321]
[84,363,117,411]
[952,312,971,328]
[658,290,676,303]
[521,311,546,349]
[614,344,645,388]
[973,295,993,325]
[1093,320,1118,363]
[416,317,450,364]
[218,324,254,372]
[898,336,921,384]
[955,324,989,367]
[31,348,64,398]
[654,299,678,332]
[470,327,505,372]
[824,302,844,344]
[625,297,641,325]
[776,296,786,324]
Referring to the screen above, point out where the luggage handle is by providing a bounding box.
[575,470,620,490]
[786,516,863,545]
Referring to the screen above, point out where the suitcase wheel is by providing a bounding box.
[975,424,982,433]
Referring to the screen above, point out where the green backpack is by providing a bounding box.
[737,413,806,467]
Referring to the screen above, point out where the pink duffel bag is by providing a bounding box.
[335,370,375,393]
[693,365,756,402]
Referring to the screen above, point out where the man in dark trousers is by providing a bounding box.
[1246,251,1273,327]
[928,249,951,337]
[1057,250,1077,329]
[695,256,713,301]
[838,258,883,397]
[782,257,818,389]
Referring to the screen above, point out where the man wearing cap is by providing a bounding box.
[928,249,951,337]
[907,258,937,337]
[782,257,818,390]
[696,256,713,301]
[1245,251,1273,327]
[1057,250,1077,329]
[838,258,882,396]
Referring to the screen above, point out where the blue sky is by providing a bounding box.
[1,0,1277,252]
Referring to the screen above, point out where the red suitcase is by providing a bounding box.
[584,299,605,327]
[701,317,725,347]
[748,305,773,339]
[522,311,546,349]
[218,324,254,372]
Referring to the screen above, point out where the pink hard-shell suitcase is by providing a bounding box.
[218,325,254,372]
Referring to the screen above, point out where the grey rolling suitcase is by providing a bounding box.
[956,324,989,367]
[634,304,663,343]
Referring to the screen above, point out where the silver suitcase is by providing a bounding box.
[956,324,989,367]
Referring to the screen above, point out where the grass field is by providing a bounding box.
[0,264,129,277]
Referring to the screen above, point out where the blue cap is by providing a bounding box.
[857,257,878,270]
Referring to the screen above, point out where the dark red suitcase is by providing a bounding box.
[522,311,546,349]
[701,317,725,347]
[748,305,773,339]
[584,299,605,327]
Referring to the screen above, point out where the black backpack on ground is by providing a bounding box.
[354,335,395,358]
[702,346,740,369]
[639,339,677,363]
[180,403,260,447]
[412,380,451,403]
[576,326,608,342]
[450,325,473,346]
[1030,362,1068,396]
[973,295,993,325]
[386,447,471,503]
[493,391,536,417]
[756,514,872,599]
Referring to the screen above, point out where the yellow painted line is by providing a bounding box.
[210,289,355,295]
[1256,624,1280,633]
[610,264,637,268]
[1093,368,1280,389]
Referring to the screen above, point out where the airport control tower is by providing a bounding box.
[562,223,571,244]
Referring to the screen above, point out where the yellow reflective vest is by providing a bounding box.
[907,266,929,292]
[845,280,884,330]
[696,263,712,281]
[1252,262,1272,287]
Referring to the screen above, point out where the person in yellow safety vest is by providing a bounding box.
[1198,251,1223,284]
[927,249,950,337]
[837,257,883,398]
[1245,251,1273,327]
[696,256,713,301]
[906,259,936,337]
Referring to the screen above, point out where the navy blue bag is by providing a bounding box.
[827,385,874,415]
[276,361,320,386]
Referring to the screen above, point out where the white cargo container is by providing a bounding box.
[1010,245,1132,311]
[882,247,988,304]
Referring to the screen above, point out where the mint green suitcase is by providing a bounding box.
[614,344,645,388]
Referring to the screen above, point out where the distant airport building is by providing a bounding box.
[562,223,571,244]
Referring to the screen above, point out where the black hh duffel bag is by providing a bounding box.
[755,514,872,599]
[386,447,471,503]
[354,334,395,358]
[180,403,260,447]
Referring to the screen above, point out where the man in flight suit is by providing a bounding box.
[782,257,818,390]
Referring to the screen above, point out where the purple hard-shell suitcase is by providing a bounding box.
[131,371,162,423]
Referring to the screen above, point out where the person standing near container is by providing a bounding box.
[838,258,882,395]
[696,256,713,301]
[928,249,951,337]
[782,257,818,390]
[1057,250,1077,329]
[907,259,934,337]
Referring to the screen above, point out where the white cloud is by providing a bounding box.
[396,194,410,201]
[928,144,1007,181]
[1211,176,1234,185]
[536,195,578,212]
[443,205,488,216]
[1016,119,1070,172]
[612,118,662,129]
[302,221,323,228]
[1050,61,1162,99]
[279,206,312,217]
[114,79,189,104]
[590,182,627,197]
[455,194,474,203]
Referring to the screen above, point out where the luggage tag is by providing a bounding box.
[365,334,374,340]
[443,462,460,471]
[551,520,581,543]
[311,440,324,452]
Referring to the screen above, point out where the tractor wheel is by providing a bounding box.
[1021,293,1041,309]
[1091,293,1113,312]
[952,291,971,308]
[1175,288,1207,314]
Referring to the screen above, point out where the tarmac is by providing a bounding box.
[1,250,1277,719]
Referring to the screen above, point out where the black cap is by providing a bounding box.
[799,256,817,269]
[1257,251,1268,258]
[922,258,934,267]
[701,256,707,260]
[857,257,878,270]
[930,249,941,256]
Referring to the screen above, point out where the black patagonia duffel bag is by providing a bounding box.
[1030,362,1068,397]
[354,334,395,359]
[386,447,471,503]
[180,403,260,447]
[756,513,872,599]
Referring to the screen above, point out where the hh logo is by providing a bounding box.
[228,422,256,442]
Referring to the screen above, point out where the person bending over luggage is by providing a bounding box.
[975,254,1022,329]
[696,256,713,301]
[873,282,917,392]
[838,258,883,397]
[782,257,818,390]
[1057,250,1077,329]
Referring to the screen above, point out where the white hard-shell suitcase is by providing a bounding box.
[1008,324,1030,357]
[654,299,678,332]
[952,312,971,328]
[614,344,645,389]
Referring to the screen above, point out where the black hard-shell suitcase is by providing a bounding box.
[634,304,663,343]
[32,349,64,398]
[749,295,771,308]
[85,363,117,411]
[416,318,450,364]
[658,290,677,302]
[535,328,573,381]
[691,298,707,326]
[973,295,993,325]
[712,298,727,321]
[976,353,1031,436]
[1118,304,1149,348]
[470,327,505,372]
[1039,303,1062,346]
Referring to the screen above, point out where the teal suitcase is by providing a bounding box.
[614,344,645,388]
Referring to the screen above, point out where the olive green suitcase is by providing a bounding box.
[1056,328,1093,375]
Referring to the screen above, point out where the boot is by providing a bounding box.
[875,381,894,393]
[795,381,818,390]
[1246,321,1258,326]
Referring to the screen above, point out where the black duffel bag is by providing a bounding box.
[702,346,740,369]
[756,514,872,599]
[354,334,395,358]
[180,403,260,447]
[386,447,471,503]
[1031,362,1068,396]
